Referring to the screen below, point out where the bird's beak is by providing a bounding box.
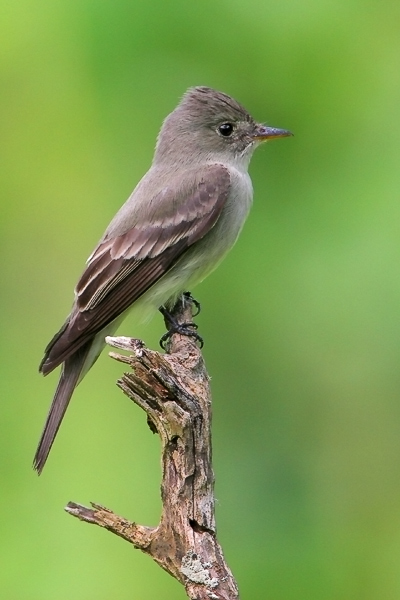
[252,124,293,142]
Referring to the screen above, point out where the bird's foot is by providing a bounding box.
[183,291,201,316]
[159,297,203,351]
[159,319,203,351]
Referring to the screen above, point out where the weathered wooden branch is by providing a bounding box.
[65,297,239,600]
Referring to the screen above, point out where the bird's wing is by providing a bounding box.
[40,164,231,374]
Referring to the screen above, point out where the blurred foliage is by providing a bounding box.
[1,0,400,598]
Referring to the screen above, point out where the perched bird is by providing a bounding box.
[34,86,292,473]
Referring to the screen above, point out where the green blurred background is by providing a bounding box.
[1,0,400,598]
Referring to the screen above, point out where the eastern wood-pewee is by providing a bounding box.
[34,86,292,473]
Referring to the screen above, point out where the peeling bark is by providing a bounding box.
[66,297,239,599]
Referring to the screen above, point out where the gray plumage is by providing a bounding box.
[34,86,292,473]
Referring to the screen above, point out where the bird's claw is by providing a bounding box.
[183,291,201,317]
[159,321,204,351]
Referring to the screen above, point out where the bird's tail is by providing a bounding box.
[33,344,90,474]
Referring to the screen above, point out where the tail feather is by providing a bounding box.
[34,344,90,474]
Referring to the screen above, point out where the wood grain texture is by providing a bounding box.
[65,297,239,600]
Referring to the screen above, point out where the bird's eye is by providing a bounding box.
[218,123,234,137]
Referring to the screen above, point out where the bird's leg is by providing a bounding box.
[159,293,204,350]
[182,291,201,316]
